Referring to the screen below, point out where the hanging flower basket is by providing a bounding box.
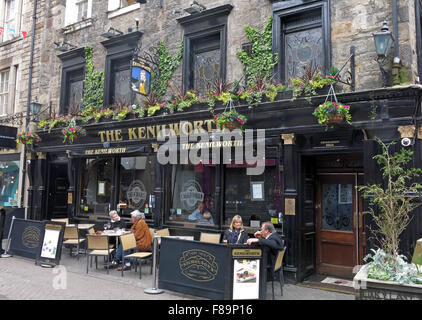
[313,101,351,127]
[16,131,40,150]
[214,110,247,131]
[62,126,86,144]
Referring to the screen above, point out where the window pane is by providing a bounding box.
[79,158,113,216]
[167,164,215,225]
[194,49,220,96]
[68,79,83,111]
[322,184,353,231]
[112,68,131,105]
[0,160,20,207]
[118,156,155,219]
[224,161,282,227]
[285,27,324,81]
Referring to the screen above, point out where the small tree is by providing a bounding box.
[357,138,422,261]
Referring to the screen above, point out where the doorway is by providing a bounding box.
[315,172,365,278]
[47,163,69,219]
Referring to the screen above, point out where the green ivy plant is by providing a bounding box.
[81,46,105,110]
[236,17,278,87]
[151,41,183,100]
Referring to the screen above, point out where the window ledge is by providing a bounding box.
[107,3,141,19]
[62,18,93,35]
[0,36,22,48]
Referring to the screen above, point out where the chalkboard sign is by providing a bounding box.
[9,218,44,260]
[36,221,66,267]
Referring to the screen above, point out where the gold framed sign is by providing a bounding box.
[98,181,106,196]
[285,198,296,216]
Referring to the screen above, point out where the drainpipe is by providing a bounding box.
[20,0,38,213]
[392,0,401,85]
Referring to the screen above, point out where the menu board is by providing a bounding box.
[36,221,65,267]
[232,259,260,300]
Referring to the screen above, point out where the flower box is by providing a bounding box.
[354,264,422,300]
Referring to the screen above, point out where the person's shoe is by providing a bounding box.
[105,262,119,269]
[117,265,131,271]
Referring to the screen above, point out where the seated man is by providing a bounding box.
[108,210,152,271]
[247,222,284,270]
[188,201,214,224]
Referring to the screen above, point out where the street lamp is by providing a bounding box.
[373,21,394,87]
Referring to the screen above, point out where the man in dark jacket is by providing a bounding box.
[247,222,284,270]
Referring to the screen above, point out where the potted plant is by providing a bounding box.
[312,101,351,128]
[354,139,422,300]
[214,109,247,131]
[16,131,41,150]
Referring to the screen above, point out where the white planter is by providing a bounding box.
[353,264,422,300]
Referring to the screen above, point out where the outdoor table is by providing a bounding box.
[101,229,130,249]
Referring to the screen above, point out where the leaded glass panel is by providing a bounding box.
[285,27,324,81]
[322,183,353,231]
[194,49,220,96]
[113,68,131,105]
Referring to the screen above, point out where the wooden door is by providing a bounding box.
[47,164,69,219]
[316,174,361,278]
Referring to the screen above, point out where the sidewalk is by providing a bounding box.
[0,251,354,300]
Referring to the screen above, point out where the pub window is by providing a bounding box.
[191,33,221,96]
[79,158,113,216]
[223,160,282,229]
[166,164,216,226]
[273,1,330,83]
[118,155,155,219]
[58,47,86,115]
[178,4,233,97]
[108,0,140,11]
[64,68,84,114]
[0,159,20,207]
[109,57,132,106]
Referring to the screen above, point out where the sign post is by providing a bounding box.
[144,234,164,294]
[1,215,15,258]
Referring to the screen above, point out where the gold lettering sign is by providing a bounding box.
[320,140,340,147]
[232,249,262,258]
[285,198,296,216]
[179,249,218,282]
[85,148,127,155]
[67,192,72,204]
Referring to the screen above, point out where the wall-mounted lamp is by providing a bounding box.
[373,21,394,87]
[101,27,124,39]
[30,98,50,122]
[183,1,206,14]
[54,41,76,52]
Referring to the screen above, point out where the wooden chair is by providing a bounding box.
[52,218,69,225]
[120,233,153,279]
[199,232,221,243]
[63,226,85,260]
[87,228,95,235]
[155,228,170,237]
[269,246,286,299]
[86,235,115,274]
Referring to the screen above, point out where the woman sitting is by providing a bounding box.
[223,215,249,244]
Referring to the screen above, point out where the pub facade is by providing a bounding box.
[20,0,422,282]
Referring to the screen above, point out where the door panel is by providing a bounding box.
[316,174,357,278]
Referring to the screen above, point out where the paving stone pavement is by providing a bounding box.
[0,240,354,300]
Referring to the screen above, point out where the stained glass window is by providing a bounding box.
[194,49,220,96]
[285,27,324,81]
[112,68,131,105]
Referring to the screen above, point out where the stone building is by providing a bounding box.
[3,0,422,283]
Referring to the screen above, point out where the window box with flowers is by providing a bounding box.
[16,131,41,150]
[214,110,247,131]
[312,101,352,128]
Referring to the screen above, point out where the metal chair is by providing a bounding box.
[199,232,221,243]
[120,233,153,279]
[270,246,286,299]
[62,226,85,260]
[86,234,115,274]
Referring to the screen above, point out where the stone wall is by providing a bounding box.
[33,0,420,114]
